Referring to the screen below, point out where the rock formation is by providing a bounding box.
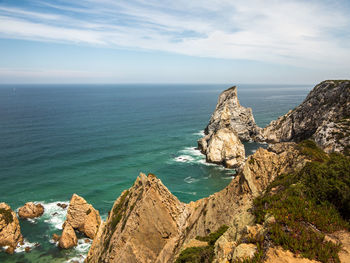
[63,194,101,240]
[203,86,260,142]
[18,202,44,219]
[0,203,23,254]
[59,223,77,249]
[86,143,309,262]
[198,86,260,168]
[200,128,245,168]
[261,80,350,153]
[86,173,188,263]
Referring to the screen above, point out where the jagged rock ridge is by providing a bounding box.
[86,143,309,262]
[262,80,350,153]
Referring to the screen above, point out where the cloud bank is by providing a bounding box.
[0,0,350,70]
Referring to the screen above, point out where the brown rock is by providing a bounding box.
[59,223,77,249]
[63,194,101,239]
[52,233,60,242]
[86,144,309,263]
[182,239,208,250]
[205,128,245,168]
[0,203,23,254]
[25,246,30,253]
[262,80,350,154]
[232,243,257,260]
[265,246,320,263]
[18,202,44,219]
[57,203,67,209]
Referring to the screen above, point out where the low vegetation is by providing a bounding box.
[0,208,13,224]
[175,225,228,263]
[252,141,350,263]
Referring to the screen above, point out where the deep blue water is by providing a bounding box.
[0,84,312,262]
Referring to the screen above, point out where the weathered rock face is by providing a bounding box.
[202,128,245,168]
[0,203,23,254]
[18,202,44,219]
[199,86,259,167]
[63,194,101,239]
[59,223,77,249]
[262,80,350,153]
[204,86,260,142]
[86,173,188,263]
[86,143,309,263]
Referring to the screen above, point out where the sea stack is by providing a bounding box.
[198,86,260,168]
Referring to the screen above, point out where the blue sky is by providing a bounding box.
[0,0,349,84]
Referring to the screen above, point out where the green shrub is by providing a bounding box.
[0,208,13,224]
[252,149,350,262]
[176,225,228,263]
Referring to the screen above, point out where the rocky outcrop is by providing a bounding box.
[203,86,260,142]
[262,80,350,153]
[199,86,259,167]
[86,143,309,262]
[200,128,245,168]
[0,203,23,254]
[18,202,44,219]
[86,173,188,263]
[63,194,101,240]
[59,223,77,249]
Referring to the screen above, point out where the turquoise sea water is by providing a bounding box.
[0,84,312,262]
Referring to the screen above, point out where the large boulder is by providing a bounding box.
[0,203,23,254]
[204,128,245,168]
[18,202,44,219]
[59,223,77,249]
[63,194,101,239]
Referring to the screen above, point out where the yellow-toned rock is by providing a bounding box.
[63,194,101,239]
[59,223,77,249]
[0,203,23,254]
[18,202,44,219]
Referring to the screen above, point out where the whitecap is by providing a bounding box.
[184,176,200,184]
[192,130,205,136]
[15,239,37,253]
[41,201,69,230]
[175,155,195,163]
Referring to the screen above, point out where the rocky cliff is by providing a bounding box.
[198,86,260,168]
[86,143,309,262]
[262,80,350,153]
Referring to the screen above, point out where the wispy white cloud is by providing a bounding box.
[0,0,349,69]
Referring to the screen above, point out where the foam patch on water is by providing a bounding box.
[172,147,206,165]
[184,176,200,184]
[193,130,205,136]
[41,201,69,230]
[15,239,37,253]
[66,238,91,263]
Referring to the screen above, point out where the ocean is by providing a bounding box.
[0,84,312,262]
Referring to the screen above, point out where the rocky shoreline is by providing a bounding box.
[1,80,349,262]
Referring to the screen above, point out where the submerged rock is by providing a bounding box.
[63,194,101,239]
[18,202,44,219]
[0,203,23,254]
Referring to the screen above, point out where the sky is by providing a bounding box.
[0,0,349,84]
